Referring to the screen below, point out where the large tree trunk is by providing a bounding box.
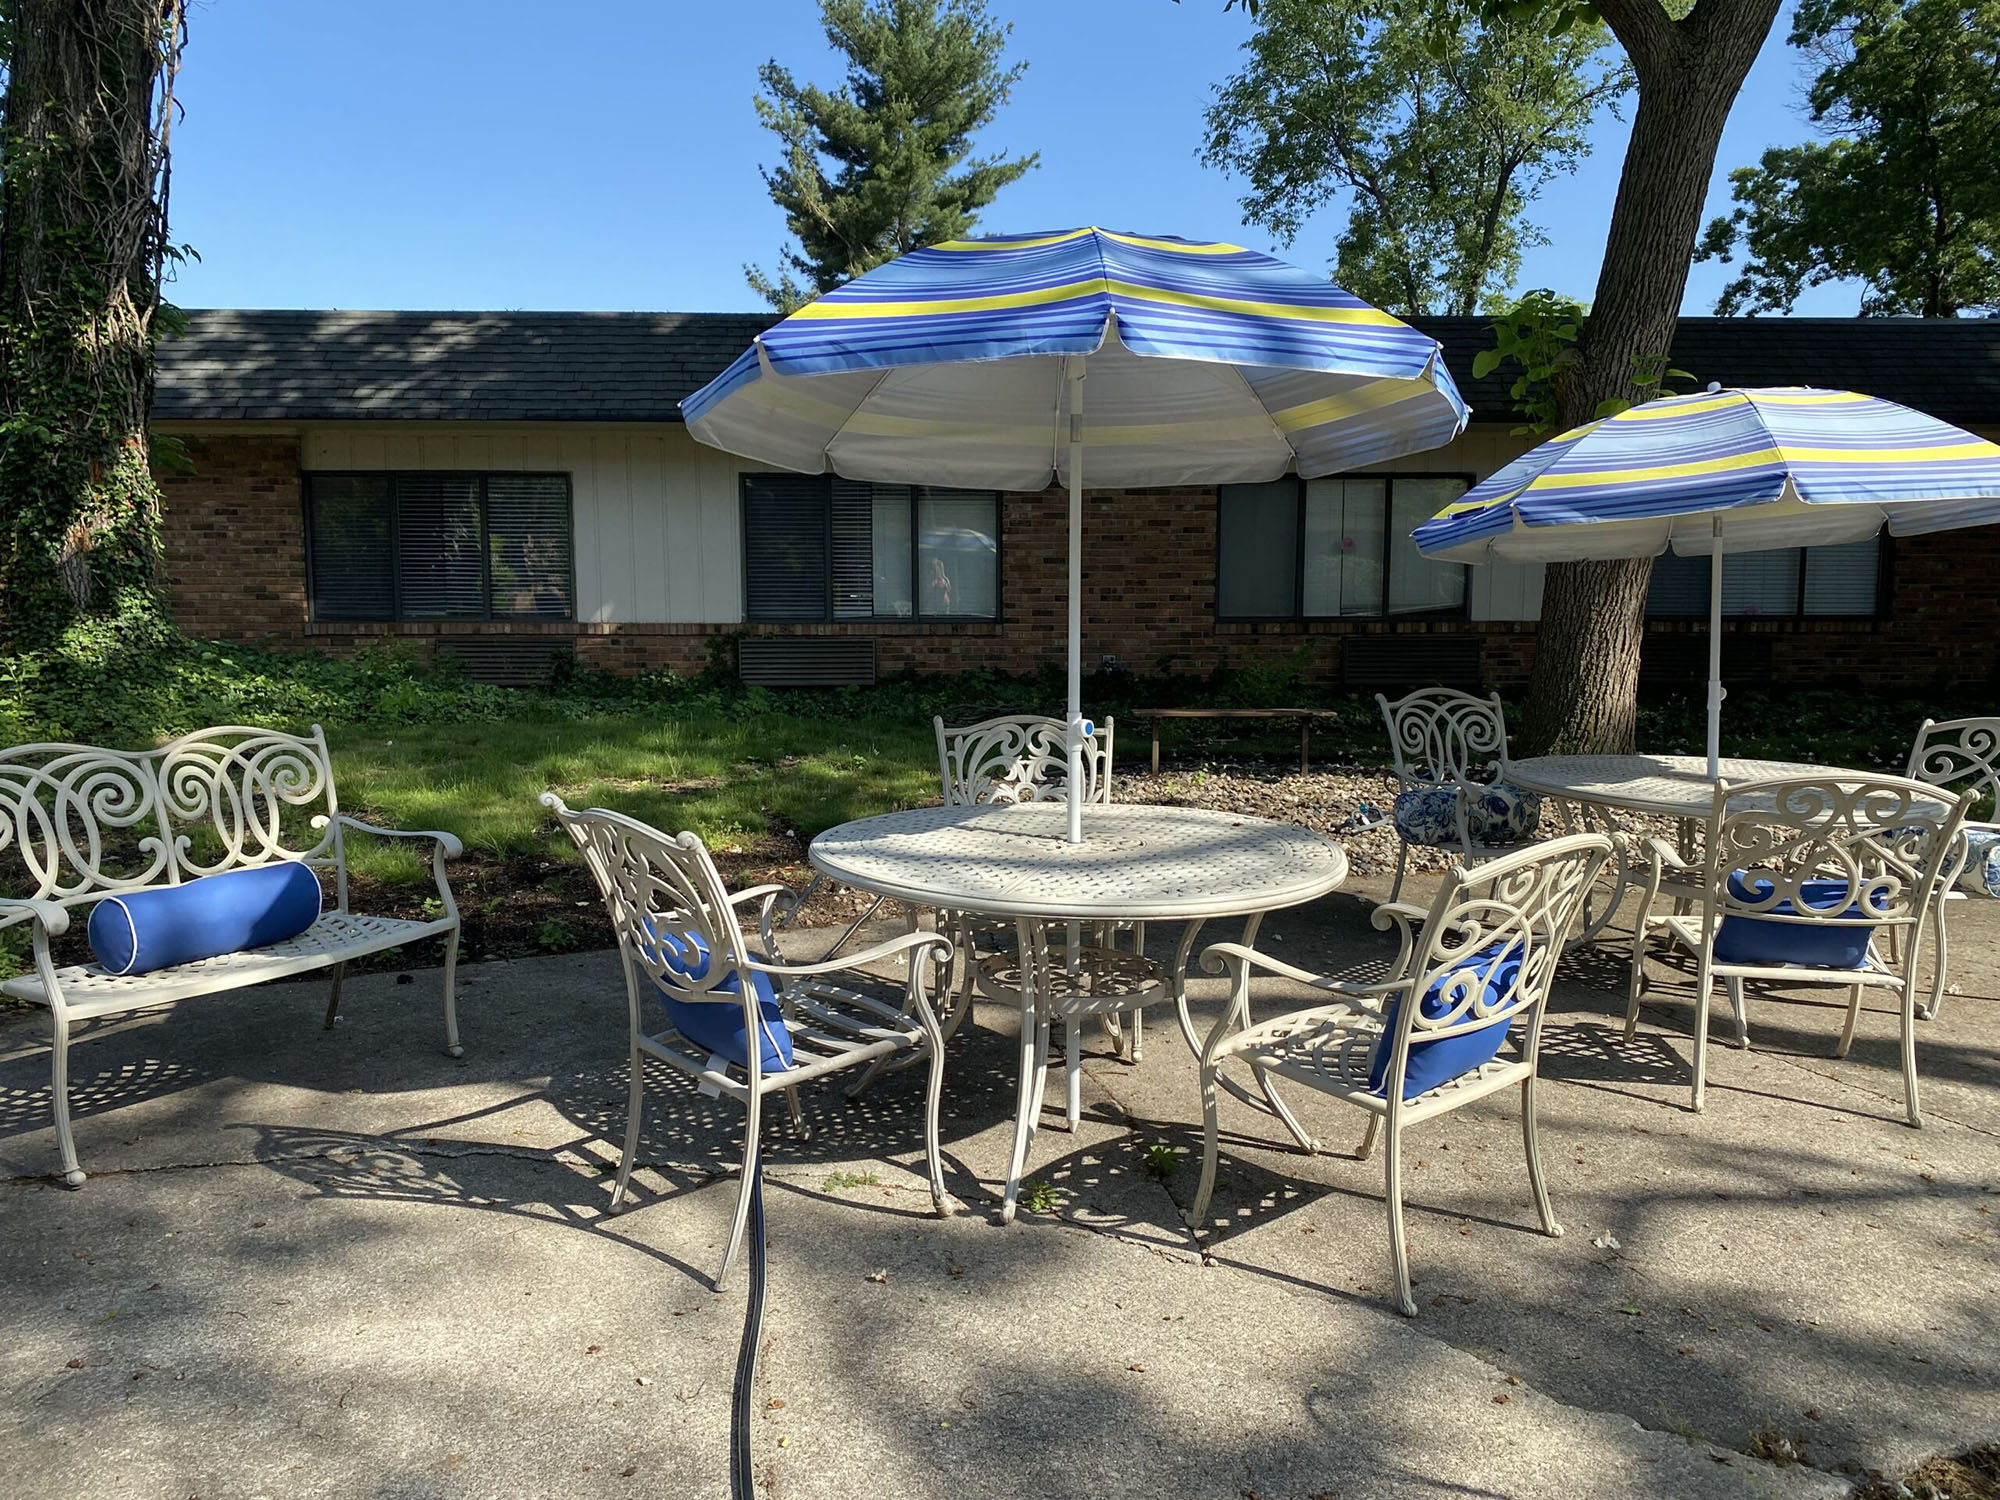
[0,1,186,651]
[1519,0,1783,755]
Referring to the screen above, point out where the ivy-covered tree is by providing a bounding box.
[1203,0,1629,317]
[1697,0,2000,318]
[746,0,1037,311]
[0,0,187,652]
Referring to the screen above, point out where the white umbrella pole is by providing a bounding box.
[1706,514,1724,781]
[1066,358,1085,845]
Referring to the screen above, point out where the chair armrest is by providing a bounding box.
[730,883,799,954]
[744,929,951,981]
[322,815,465,859]
[0,897,71,937]
[1198,941,1406,1003]
[1369,901,1429,975]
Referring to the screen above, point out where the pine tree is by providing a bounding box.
[746,0,1037,311]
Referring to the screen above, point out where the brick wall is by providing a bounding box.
[159,435,308,644]
[155,432,2000,692]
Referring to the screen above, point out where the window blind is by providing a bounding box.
[743,474,830,621]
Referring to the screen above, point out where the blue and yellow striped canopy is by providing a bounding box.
[1415,386,2000,562]
[682,226,1468,488]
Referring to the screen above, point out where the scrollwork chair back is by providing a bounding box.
[933,714,1115,807]
[1376,687,1508,791]
[1906,717,2000,821]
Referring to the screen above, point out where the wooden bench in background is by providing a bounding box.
[1133,707,1347,774]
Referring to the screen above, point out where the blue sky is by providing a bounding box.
[168,0,1853,317]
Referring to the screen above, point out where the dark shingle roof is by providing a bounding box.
[153,308,2000,427]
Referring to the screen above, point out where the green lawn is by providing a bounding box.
[327,709,942,887]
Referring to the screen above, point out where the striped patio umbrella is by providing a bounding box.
[1413,386,2000,775]
[685,226,1468,842]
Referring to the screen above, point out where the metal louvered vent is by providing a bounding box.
[436,636,576,688]
[1639,634,1775,687]
[1340,634,1483,690]
[737,637,876,687]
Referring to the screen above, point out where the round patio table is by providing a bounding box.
[809,801,1349,1219]
[1505,753,1868,941]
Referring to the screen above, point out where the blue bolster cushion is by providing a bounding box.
[88,862,323,977]
[645,924,794,1073]
[1713,875,1886,970]
[1370,942,1522,1101]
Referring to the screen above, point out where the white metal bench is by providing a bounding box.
[0,724,463,1186]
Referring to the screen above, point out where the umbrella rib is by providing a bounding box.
[822,365,903,475]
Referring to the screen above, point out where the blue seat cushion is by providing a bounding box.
[1713,875,1886,970]
[643,924,793,1073]
[1369,942,1523,1101]
[87,862,323,977]
[1956,830,2000,898]
[1391,782,1541,849]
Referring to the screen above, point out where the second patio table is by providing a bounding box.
[808,801,1349,1218]
[1505,752,1865,941]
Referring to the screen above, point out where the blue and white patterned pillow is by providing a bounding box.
[1956,829,2000,898]
[1470,781,1542,846]
[1391,781,1541,849]
[1392,786,1461,847]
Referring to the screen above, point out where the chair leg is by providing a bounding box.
[440,929,463,1057]
[1724,976,1749,1050]
[1354,1113,1381,1162]
[1128,1004,1144,1063]
[1383,1122,1416,1317]
[1001,967,1044,1225]
[783,1085,808,1138]
[1623,923,1646,1043]
[1921,902,1948,1023]
[1901,987,1923,1129]
[920,1009,954,1218]
[1522,1076,1562,1238]
[1389,842,1410,905]
[1835,984,1863,1059]
[1190,1058,1223,1228]
[49,1007,84,1188]
[608,1041,646,1212]
[1255,1065,1317,1154]
[1063,1015,1082,1132]
[717,1098,764,1290]
[323,960,346,1031]
[1690,964,1714,1113]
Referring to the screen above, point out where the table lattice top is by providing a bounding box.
[1507,754,1866,818]
[808,803,1349,920]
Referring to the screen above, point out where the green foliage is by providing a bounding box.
[1473,288,1694,432]
[745,0,1037,311]
[1697,0,2000,317]
[0,1,185,650]
[1203,0,1627,318]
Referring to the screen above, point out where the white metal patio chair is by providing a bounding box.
[1190,833,1613,1317]
[935,714,1168,1126]
[1624,774,1971,1125]
[1904,716,2000,1019]
[543,793,956,1287]
[1377,687,1543,903]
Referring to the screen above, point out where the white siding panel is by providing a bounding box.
[297,422,752,625]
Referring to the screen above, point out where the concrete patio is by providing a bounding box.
[1,865,1993,1500]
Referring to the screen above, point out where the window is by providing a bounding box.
[1216,474,1471,621]
[305,472,574,622]
[1646,539,1883,619]
[742,475,1000,622]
